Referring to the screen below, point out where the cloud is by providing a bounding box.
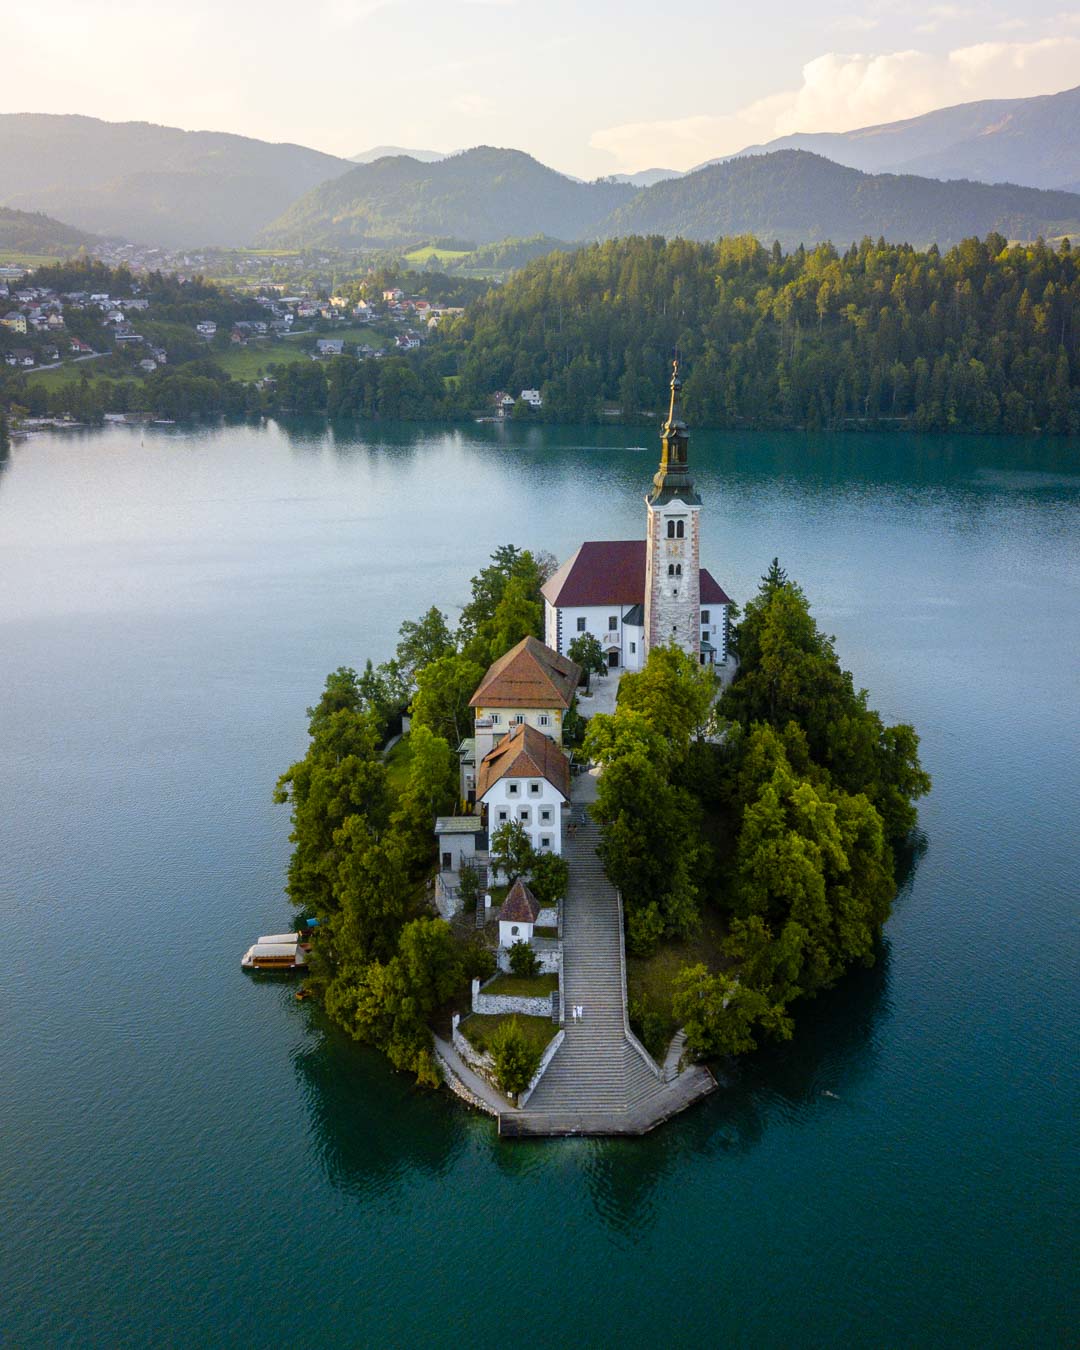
[590,36,1080,171]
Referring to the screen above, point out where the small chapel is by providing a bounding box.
[542,361,731,671]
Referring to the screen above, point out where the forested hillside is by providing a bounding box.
[454,233,1080,433]
[0,206,102,255]
[595,152,1080,251]
[261,147,633,248]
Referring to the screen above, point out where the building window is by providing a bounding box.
[701,610,710,624]
[576,616,586,632]
[511,925,519,936]
[630,642,636,654]
[490,713,500,725]
[676,520,685,538]
[702,630,709,642]
[538,713,550,727]
[540,807,552,823]
[512,714,525,725]
[497,809,508,823]
[668,563,675,576]
[528,781,541,796]
[539,836,552,851]
[608,615,617,630]
[507,782,519,796]
[667,520,676,538]
[518,808,531,824]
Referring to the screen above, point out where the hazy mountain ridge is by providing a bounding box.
[719,84,1080,191]
[0,114,353,247]
[0,205,104,255]
[259,147,635,248]
[594,150,1080,250]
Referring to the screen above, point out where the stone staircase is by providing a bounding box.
[501,781,716,1135]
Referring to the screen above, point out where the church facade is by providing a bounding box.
[542,363,731,670]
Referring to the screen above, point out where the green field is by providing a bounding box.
[404,246,471,264]
[0,252,59,269]
[25,359,108,390]
[214,341,313,380]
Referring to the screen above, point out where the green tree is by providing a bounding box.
[489,819,536,883]
[672,965,792,1058]
[508,940,541,977]
[390,725,460,874]
[617,642,716,756]
[410,652,485,746]
[568,631,605,693]
[528,851,569,907]
[394,606,455,691]
[484,573,542,662]
[489,1017,542,1098]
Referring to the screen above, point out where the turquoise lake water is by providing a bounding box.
[0,420,1077,1346]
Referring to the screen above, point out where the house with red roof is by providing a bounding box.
[542,362,732,671]
[476,722,571,863]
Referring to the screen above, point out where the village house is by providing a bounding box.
[2,313,27,334]
[315,338,345,358]
[520,388,542,408]
[195,321,217,337]
[476,722,571,866]
[461,635,581,805]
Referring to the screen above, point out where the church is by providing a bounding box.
[542,362,731,671]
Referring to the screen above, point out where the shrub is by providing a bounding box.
[529,852,569,907]
[508,940,540,978]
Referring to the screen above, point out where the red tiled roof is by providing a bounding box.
[542,541,646,607]
[700,569,732,604]
[498,878,541,923]
[469,635,581,710]
[476,723,571,801]
[542,540,732,608]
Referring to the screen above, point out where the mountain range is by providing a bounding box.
[0,114,351,248]
[1,86,1078,253]
[0,205,104,257]
[715,83,1080,192]
[596,150,1080,251]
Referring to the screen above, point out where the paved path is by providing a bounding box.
[499,770,716,1136]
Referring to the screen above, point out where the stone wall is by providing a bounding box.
[435,873,462,920]
[435,1040,497,1118]
[496,940,561,975]
[452,1012,494,1073]
[471,975,555,1018]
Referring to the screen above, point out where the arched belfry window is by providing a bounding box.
[676,520,685,539]
[675,563,682,577]
[667,520,676,538]
[668,564,675,576]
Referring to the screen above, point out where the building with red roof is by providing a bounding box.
[542,365,732,670]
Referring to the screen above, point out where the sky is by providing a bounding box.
[5,0,1080,176]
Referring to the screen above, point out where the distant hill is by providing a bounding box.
[0,205,103,256]
[610,168,681,187]
[718,84,1080,191]
[595,150,1080,250]
[0,114,353,247]
[350,145,447,164]
[260,147,635,248]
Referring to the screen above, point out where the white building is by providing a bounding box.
[519,388,542,408]
[477,723,570,867]
[542,362,731,670]
[497,878,541,950]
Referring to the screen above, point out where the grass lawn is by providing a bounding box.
[404,246,470,264]
[482,972,558,999]
[383,734,414,799]
[625,906,731,1060]
[214,341,310,381]
[26,361,107,390]
[459,1012,555,1058]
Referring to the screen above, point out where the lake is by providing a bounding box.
[1,418,1076,1346]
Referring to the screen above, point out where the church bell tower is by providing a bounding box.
[643,359,702,658]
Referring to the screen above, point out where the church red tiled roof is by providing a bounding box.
[542,539,731,607]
